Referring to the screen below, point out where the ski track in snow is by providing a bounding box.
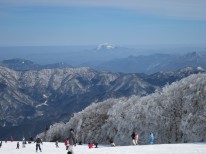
[0,141,205,154]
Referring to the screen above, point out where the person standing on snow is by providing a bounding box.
[35,137,42,152]
[150,132,154,144]
[64,138,69,150]
[131,131,138,145]
[0,141,2,148]
[109,138,116,147]
[10,136,14,142]
[88,142,94,149]
[55,140,59,148]
[67,128,76,154]
[22,137,26,148]
[16,142,20,149]
[94,141,98,148]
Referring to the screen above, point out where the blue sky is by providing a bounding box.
[0,0,206,46]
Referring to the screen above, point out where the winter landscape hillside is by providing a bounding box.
[0,64,205,140]
[0,65,156,139]
[1,1,206,153]
[39,74,206,145]
[0,141,205,154]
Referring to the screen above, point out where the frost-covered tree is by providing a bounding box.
[39,74,206,145]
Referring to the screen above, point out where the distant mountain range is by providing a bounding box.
[0,58,205,140]
[1,51,206,75]
[2,45,205,72]
[0,58,72,71]
[95,52,206,74]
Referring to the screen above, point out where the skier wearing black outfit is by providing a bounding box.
[35,137,42,152]
[0,141,2,148]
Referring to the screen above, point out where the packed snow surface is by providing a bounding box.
[0,141,206,154]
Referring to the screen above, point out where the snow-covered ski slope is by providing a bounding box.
[0,141,205,154]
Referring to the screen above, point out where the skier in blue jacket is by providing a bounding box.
[150,132,154,144]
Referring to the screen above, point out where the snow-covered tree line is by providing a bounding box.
[38,74,206,145]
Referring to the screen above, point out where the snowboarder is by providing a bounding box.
[35,137,42,152]
[150,132,154,144]
[131,131,138,145]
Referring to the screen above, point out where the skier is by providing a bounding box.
[131,131,138,145]
[10,136,14,142]
[16,142,20,149]
[64,138,69,150]
[0,141,2,148]
[78,141,82,145]
[94,141,98,148]
[55,140,59,148]
[22,137,26,148]
[88,143,94,149]
[150,132,154,144]
[29,136,34,144]
[67,144,73,154]
[67,128,76,154]
[109,139,116,147]
[35,137,42,152]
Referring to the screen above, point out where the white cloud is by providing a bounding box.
[1,0,206,20]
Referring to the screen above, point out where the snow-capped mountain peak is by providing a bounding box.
[96,43,115,50]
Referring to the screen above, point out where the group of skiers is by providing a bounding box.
[0,129,76,153]
[64,129,155,154]
[16,136,42,152]
[0,129,155,154]
[0,136,43,152]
